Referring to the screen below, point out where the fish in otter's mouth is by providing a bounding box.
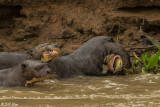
[25,74,53,87]
[107,55,123,73]
[41,48,60,63]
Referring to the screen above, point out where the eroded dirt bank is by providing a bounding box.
[0,0,159,56]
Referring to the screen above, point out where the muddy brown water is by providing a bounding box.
[0,74,160,107]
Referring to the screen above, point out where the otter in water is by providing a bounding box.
[0,43,60,69]
[50,36,131,78]
[0,60,53,87]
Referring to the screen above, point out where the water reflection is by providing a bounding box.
[0,74,160,106]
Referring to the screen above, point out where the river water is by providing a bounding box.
[0,74,160,107]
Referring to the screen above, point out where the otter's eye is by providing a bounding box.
[35,65,44,70]
[108,38,115,42]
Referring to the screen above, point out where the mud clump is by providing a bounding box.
[0,0,159,55]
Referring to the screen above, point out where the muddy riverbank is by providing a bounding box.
[0,0,159,56]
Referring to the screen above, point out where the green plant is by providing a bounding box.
[132,60,138,74]
[132,49,160,74]
[116,26,122,42]
[116,30,120,42]
[141,49,160,74]
[132,33,160,74]
[144,35,160,49]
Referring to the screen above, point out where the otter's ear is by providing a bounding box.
[21,63,27,70]
[108,38,115,42]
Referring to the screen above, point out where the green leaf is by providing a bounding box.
[157,49,160,57]
[141,55,147,67]
[141,52,150,69]
[144,35,160,49]
[147,54,158,69]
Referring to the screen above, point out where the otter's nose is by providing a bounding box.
[47,70,52,74]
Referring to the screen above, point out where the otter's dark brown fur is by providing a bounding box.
[0,60,52,87]
[50,36,131,78]
[0,43,59,69]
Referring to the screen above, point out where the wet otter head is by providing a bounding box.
[105,37,132,69]
[20,60,53,87]
[29,43,60,63]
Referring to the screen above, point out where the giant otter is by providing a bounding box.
[0,43,60,69]
[50,36,131,78]
[0,60,53,87]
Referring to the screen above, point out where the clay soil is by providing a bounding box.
[0,0,159,57]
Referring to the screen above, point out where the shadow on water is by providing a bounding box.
[0,74,160,107]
